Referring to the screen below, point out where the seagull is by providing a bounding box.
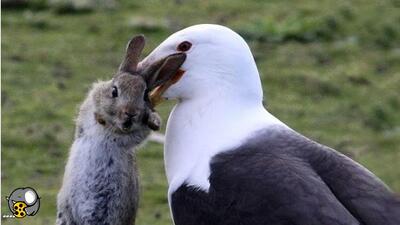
[140,24,400,225]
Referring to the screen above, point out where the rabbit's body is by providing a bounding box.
[56,35,186,225]
[56,84,144,225]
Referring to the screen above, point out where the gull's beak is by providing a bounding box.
[149,69,185,106]
[138,53,186,107]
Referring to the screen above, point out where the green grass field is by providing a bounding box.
[2,0,399,224]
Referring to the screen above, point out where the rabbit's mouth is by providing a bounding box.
[121,119,133,132]
[149,69,185,106]
[118,119,140,134]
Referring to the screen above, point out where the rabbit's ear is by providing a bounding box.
[119,35,146,74]
[141,53,186,90]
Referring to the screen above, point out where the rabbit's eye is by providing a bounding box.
[177,41,192,52]
[112,86,118,98]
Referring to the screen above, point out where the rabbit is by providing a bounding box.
[56,35,185,225]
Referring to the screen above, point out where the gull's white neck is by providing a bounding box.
[164,92,285,195]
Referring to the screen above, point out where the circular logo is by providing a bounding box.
[6,187,40,219]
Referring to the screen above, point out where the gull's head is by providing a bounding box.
[141,24,263,105]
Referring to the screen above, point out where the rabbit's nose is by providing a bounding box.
[124,111,134,119]
[123,110,140,122]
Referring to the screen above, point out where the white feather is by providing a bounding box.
[165,97,285,194]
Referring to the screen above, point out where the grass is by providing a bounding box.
[2,0,400,224]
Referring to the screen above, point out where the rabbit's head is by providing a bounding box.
[92,35,186,134]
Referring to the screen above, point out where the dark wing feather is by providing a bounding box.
[171,127,400,225]
[210,140,359,225]
[300,134,400,225]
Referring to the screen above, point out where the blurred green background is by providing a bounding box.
[2,0,400,224]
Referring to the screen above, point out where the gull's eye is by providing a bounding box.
[112,86,118,98]
[177,41,192,52]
